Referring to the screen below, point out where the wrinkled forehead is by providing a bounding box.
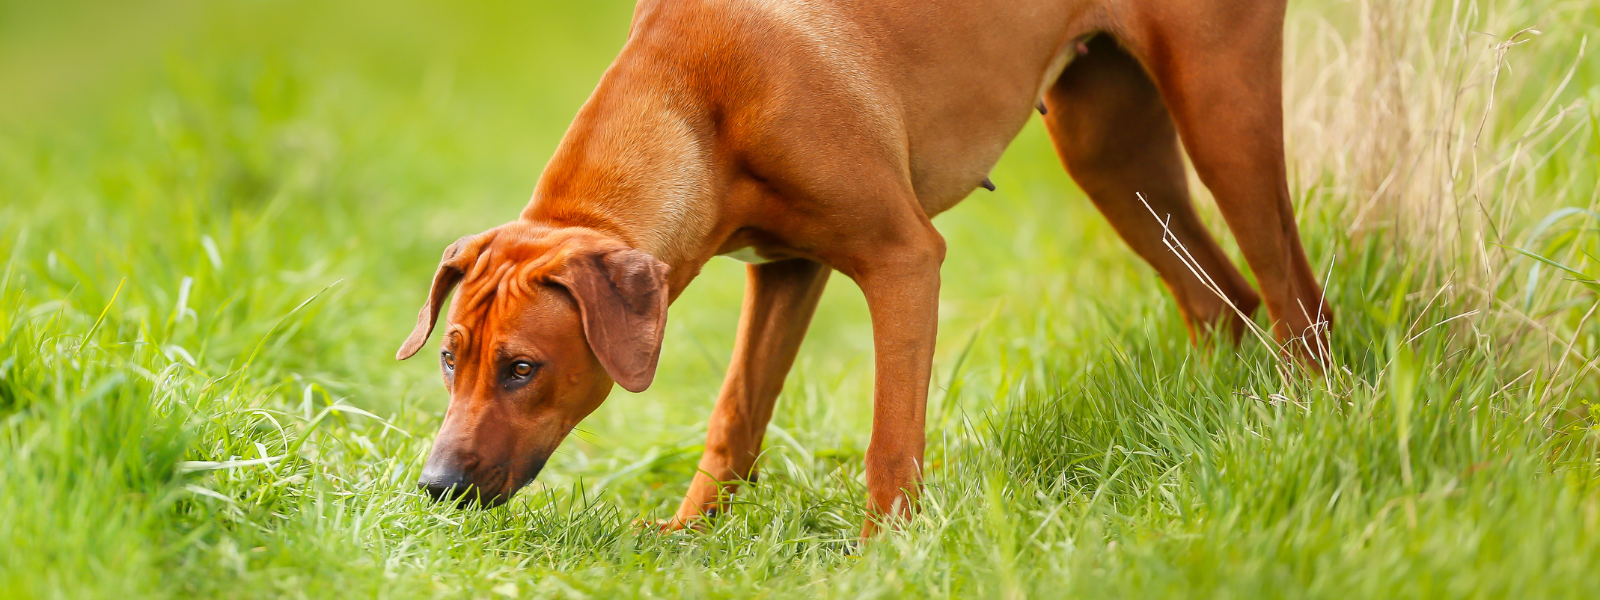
[441,237,581,351]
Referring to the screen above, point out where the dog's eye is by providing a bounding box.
[509,361,535,380]
[441,351,455,370]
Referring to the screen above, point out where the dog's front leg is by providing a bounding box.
[661,259,830,530]
[838,222,946,538]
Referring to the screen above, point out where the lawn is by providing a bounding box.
[2,0,1599,597]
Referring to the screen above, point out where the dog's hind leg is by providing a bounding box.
[1122,0,1331,362]
[1041,35,1261,342]
[662,258,830,530]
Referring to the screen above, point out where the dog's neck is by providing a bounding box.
[521,74,721,295]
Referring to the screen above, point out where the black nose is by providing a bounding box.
[417,467,477,503]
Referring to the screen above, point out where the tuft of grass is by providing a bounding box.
[1,0,1598,598]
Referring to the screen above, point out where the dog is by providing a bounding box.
[397,0,1331,536]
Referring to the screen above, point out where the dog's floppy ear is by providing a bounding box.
[552,247,670,393]
[396,235,478,360]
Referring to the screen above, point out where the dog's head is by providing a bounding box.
[396,221,669,507]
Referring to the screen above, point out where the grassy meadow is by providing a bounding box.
[2,0,1599,597]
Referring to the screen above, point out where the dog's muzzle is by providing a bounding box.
[417,457,545,508]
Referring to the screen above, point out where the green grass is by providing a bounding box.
[3,0,1599,597]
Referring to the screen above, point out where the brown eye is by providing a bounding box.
[441,351,455,370]
[510,361,534,379]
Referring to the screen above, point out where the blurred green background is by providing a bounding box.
[3,0,1599,598]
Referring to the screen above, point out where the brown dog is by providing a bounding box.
[398,0,1330,535]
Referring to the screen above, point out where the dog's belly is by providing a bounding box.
[909,37,1086,217]
[828,1,1105,216]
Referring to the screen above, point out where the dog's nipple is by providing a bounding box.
[980,177,996,192]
